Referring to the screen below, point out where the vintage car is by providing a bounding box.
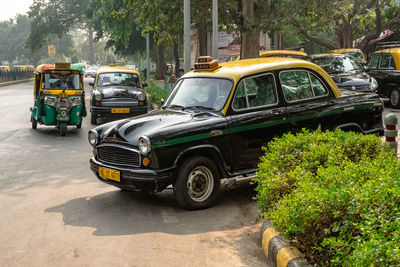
[89,65,148,124]
[367,47,400,108]
[310,54,378,93]
[88,56,383,210]
[330,48,367,65]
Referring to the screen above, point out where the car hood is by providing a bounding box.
[97,109,225,146]
[97,86,144,99]
[330,72,371,86]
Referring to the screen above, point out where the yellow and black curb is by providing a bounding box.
[261,220,309,267]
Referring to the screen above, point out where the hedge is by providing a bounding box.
[254,129,400,266]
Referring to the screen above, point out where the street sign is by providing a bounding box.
[48,45,56,57]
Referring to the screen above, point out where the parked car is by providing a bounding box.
[88,56,383,210]
[225,50,308,62]
[85,65,99,78]
[89,65,148,125]
[310,54,378,93]
[367,47,400,108]
[330,48,367,65]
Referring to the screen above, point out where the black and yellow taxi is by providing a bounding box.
[330,48,367,65]
[88,56,383,210]
[367,47,400,108]
[89,65,148,124]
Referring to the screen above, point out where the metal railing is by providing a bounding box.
[376,41,400,50]
[0,69,34,83]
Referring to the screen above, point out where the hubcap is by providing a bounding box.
[391,89,399,106]
[186,166,214,202]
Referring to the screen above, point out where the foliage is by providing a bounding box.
[145,80,168,108]
[254,129,400,265]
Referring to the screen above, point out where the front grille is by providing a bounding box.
[97,144,140,167]
[102,98,138,107]
[341,84,370,91]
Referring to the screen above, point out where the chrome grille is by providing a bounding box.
[341,84,370,91]
[102,98,138,107]
[97,144,140,167]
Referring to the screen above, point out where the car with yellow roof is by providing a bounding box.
[88,56,383,210]
[89,65,148,124]
[330,48,366,65]
[367,47,400,108]
[225,49,308,62]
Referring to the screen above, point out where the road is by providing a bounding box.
[0,80,269,267]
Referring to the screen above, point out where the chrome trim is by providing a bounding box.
[96,143,141,167]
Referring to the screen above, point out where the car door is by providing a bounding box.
[226,73,288,171]
[278,69,336,132]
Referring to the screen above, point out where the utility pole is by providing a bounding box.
[184,0,191,73]
[146,33,150,81]
[212,0,218,59]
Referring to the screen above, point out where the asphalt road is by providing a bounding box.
[0,80,269,267]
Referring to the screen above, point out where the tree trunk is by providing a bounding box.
[173,42,180,77]
[154,43,166,80]
[335,18,353,48]
[240,0,259,59]
[88,27,94,64]
[197,6,208,56]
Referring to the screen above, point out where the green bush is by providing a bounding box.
[145,80,169,107]
[254,129,400,266]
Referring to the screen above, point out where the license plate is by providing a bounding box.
[99,167,120,182]
[111,108,130,113]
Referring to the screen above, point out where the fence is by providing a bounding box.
[0,69,34,83]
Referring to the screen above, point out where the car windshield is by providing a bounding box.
[343,51,363,59]
[42,71,82,90]
[97,72,140,87]
[312,56,363,74]
[165,78,233,111]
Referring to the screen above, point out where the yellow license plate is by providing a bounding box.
[111,108,130,113]
[99,167,120,182]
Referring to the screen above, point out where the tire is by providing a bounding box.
[173,156,220,210]
[31,116,37,129]
[76,121,82,129]
[389,88,400,108]
[60,122,67,136]
[91,113,97,125]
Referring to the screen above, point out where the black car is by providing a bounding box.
[89,65,148,124]
[88,56,383,210]
[310,54,378,93]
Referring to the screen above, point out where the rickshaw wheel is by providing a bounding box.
[60,122,67,136]
[76,121,82,129]
[31,116,37,129]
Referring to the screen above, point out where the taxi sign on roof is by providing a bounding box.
[194,56,220,72]
[55,62,71,69]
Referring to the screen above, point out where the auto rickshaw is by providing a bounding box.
[30,63,87,136]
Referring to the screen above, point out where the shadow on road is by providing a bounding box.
[45,178,259,236]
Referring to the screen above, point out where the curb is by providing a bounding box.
[261,220,309,267]
[0,78,34,88]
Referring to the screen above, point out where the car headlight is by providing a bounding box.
[44,96,56,106]
[94,92,102,101]
[70,97,82,106]
[371,77,378,91]
[138,92,146,101]
[138,136,151,155]
[88,129,99,147]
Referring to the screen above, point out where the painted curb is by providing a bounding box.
[0,78,33,88]
[261,220,310,267]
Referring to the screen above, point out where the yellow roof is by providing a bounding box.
[97,65,140,75]
[184,57,340,97]
[372,48,400,70]
[259,50,308,57]
[330,48,363,54]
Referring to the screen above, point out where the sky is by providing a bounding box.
[0,0,33,21]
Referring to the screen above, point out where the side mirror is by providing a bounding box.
[89,82,94,87]
[142,81,147,88]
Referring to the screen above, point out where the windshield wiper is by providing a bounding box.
[185,105,215,111]
[166,104,185,110]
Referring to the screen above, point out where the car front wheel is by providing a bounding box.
[91,113,97,125]
[174,156,220,210]
[390,87,400,108]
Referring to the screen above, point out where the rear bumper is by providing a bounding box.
[91,105,147,118]
[90,157,175,191]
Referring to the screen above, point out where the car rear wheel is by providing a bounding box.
[390,88,400,108]
[31,115,37,129]
[174,156,220,210]
[91,113,97,125]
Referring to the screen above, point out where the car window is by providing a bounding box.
[232,73,277,110]
[97,72,140,87]
[379,54,395,70]
[310,74,328,97]
[280,71,314,102]
[369,54,380,68]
